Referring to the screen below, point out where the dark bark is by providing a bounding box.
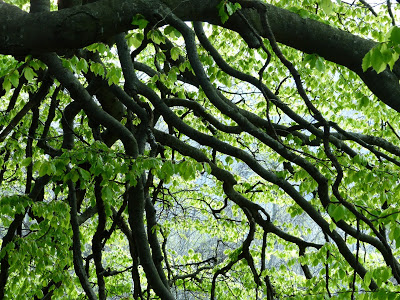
[0,214,24,299]
[1,0,399,112]
[127,180,174,300]
[41,53,139,155]
[68,180,97,300]
[0,0,398,297]
[92,177,107,300]
[0,73,52,142]
[111,207,143,300]
[152,125,379,290]
[0,176,50,299]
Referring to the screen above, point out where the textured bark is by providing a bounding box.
[0,0,398,297]
[0,0,398,111]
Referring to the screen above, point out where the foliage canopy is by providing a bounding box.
[1,0,400,299]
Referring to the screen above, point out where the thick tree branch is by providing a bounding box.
[127,179,174,300]
[68,180,97,300]
[92,177,107,300]
[1,0,400,111]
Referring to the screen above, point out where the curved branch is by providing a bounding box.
[0,0,399,112]
[0,73,52,142]
[68,180,97,300]
[127,179,174,300]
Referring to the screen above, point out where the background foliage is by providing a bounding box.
[1,0,400,299]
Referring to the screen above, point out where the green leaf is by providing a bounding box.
[38,162,48,177]
[102,185,113,201]
[159,162,173,182]
[128,32,144,48]
[294,136,303,145]
[170,47,180,61]
[228,247,242,261]
[320,0,333,15]
[362,51,372,72]
[329,222,336,232]
[394,227,400,248]
[131,14,149,29]
[217,1,229,24]
[364,271,372,287]
[2,77,11,93]
[389,26,400,44]
[29,59,43,71]
[21,157,32,167]
[388,51,399,70]
[225,156,233,165]
[98,43,108,54]
[315,57,325,72]
[226,2,234,15]
[381,267,392,282]
[380,45,393,64]
[164,26,181,38]
[370,47,386,73]
[23,66,36,81]
[36,289,44,299]
[77,58,88,73]
[78,168,91,181]
[167,70,177,83]
[71,169,80,182]
[147,30,165,45]
[70,55,79,66]
[9,70,19,88]
[164,25,174,36]
[329,204,345,221]
[90,62,105,77]
[203,163,212,174]
[359,96,370,108]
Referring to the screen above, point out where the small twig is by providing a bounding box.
[386,121,400,141]
[359,0,378,16]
